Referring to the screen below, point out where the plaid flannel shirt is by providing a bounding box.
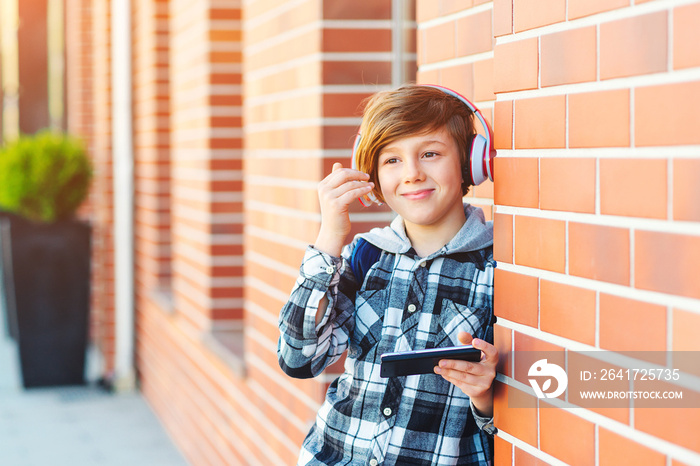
[278,205,495,465]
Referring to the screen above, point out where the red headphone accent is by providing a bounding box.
[352,84,496,207]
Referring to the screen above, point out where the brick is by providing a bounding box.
[599,428,666,466]
[540,280,596,345]
[322,28,392,53]
[514,96,566,149]
[636,81,700,146]
[674,159,700,222]
[493,213,513,263]
[323,0,392,20]
[324,125,359,149]
[569,89,630,148]
[494,268,538,327]
[568,0,629,20]
[635,230,700,300]
[600,12,668,80]
[493,100,512,150]
[599,294,667,354]
[541,408,595,466]
[440,0,473,16]
[540,158,595,213]
[322,61,392,85]
[494,436,512,466]
[514,448,550,465]
[493,382,538,446]
[635,406,700,453]
[246,157,322,181]
[322,93,371,118]
[600,159,667,219]
[493,323,512,377]
[493,157,538,208]
[569,222,630,286]
[513,0,565,32]
[673,461,697,466]
[456,10,493,57]
[514,216,566,273]
[673,309,700,377]
[440,64,474,101]
[513,332,565,387]
[674,3,700,70]
[494,0,513,36]
[494,38,538,93]
[416,0,441,22]
[673,309,700,351]
[473,59,495,102]
[423,22,456,64]
[417,69,440,86]
[541,27,596,87]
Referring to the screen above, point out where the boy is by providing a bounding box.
[278,85,497,465]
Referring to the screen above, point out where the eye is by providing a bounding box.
[381,156,399,165]
[422,151,439,158]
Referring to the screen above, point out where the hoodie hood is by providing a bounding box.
[357,203,493,257]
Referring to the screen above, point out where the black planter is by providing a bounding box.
[0,214,91,388]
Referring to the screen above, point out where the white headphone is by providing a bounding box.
[352,84,495,207]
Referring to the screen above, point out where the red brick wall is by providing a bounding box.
[65,0,94,156]
[132,0,171,295]
[489,0,700,464]
[87,0,117,375]
[63,0,700,464]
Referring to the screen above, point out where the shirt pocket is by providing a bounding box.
[436,298,487,347]
[350,287,388,359]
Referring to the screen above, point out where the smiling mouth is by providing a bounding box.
[401,189,434,200]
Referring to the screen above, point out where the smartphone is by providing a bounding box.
[380,345,481,378]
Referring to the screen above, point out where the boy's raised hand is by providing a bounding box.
[314,162,374,257]
[434,332,498,418]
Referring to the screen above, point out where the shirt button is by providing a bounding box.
[420,262,426,267]
[383,407,392,416]
[407,304,417,313]
[369,459,378,466]
[325,265,335,274]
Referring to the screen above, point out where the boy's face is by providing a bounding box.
[377,127,465,233]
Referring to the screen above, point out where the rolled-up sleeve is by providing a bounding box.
[278,245,358,379]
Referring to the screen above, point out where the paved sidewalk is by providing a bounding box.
[0,331,189,465]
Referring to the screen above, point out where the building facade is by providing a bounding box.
[3,0,698,464]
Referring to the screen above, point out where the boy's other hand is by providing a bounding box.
[434,331,498,418]
[314,163,374,257]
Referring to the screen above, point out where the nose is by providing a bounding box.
[402,157,425,183]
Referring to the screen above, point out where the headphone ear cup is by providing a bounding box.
[469,134,488,186]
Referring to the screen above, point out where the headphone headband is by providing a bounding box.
[422,84,496,183]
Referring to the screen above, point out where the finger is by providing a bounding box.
[435,366,490,393]
[435,362,496,389]
[437,358,479,376]
[471,338,498,364]
[323,167,370,188]
[458,332,473,346]
[335,183,375,204]
[320,181,375,209]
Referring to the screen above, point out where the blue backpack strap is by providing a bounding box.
[349,238,381,284]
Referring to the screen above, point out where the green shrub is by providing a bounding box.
[0,131,93,223]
